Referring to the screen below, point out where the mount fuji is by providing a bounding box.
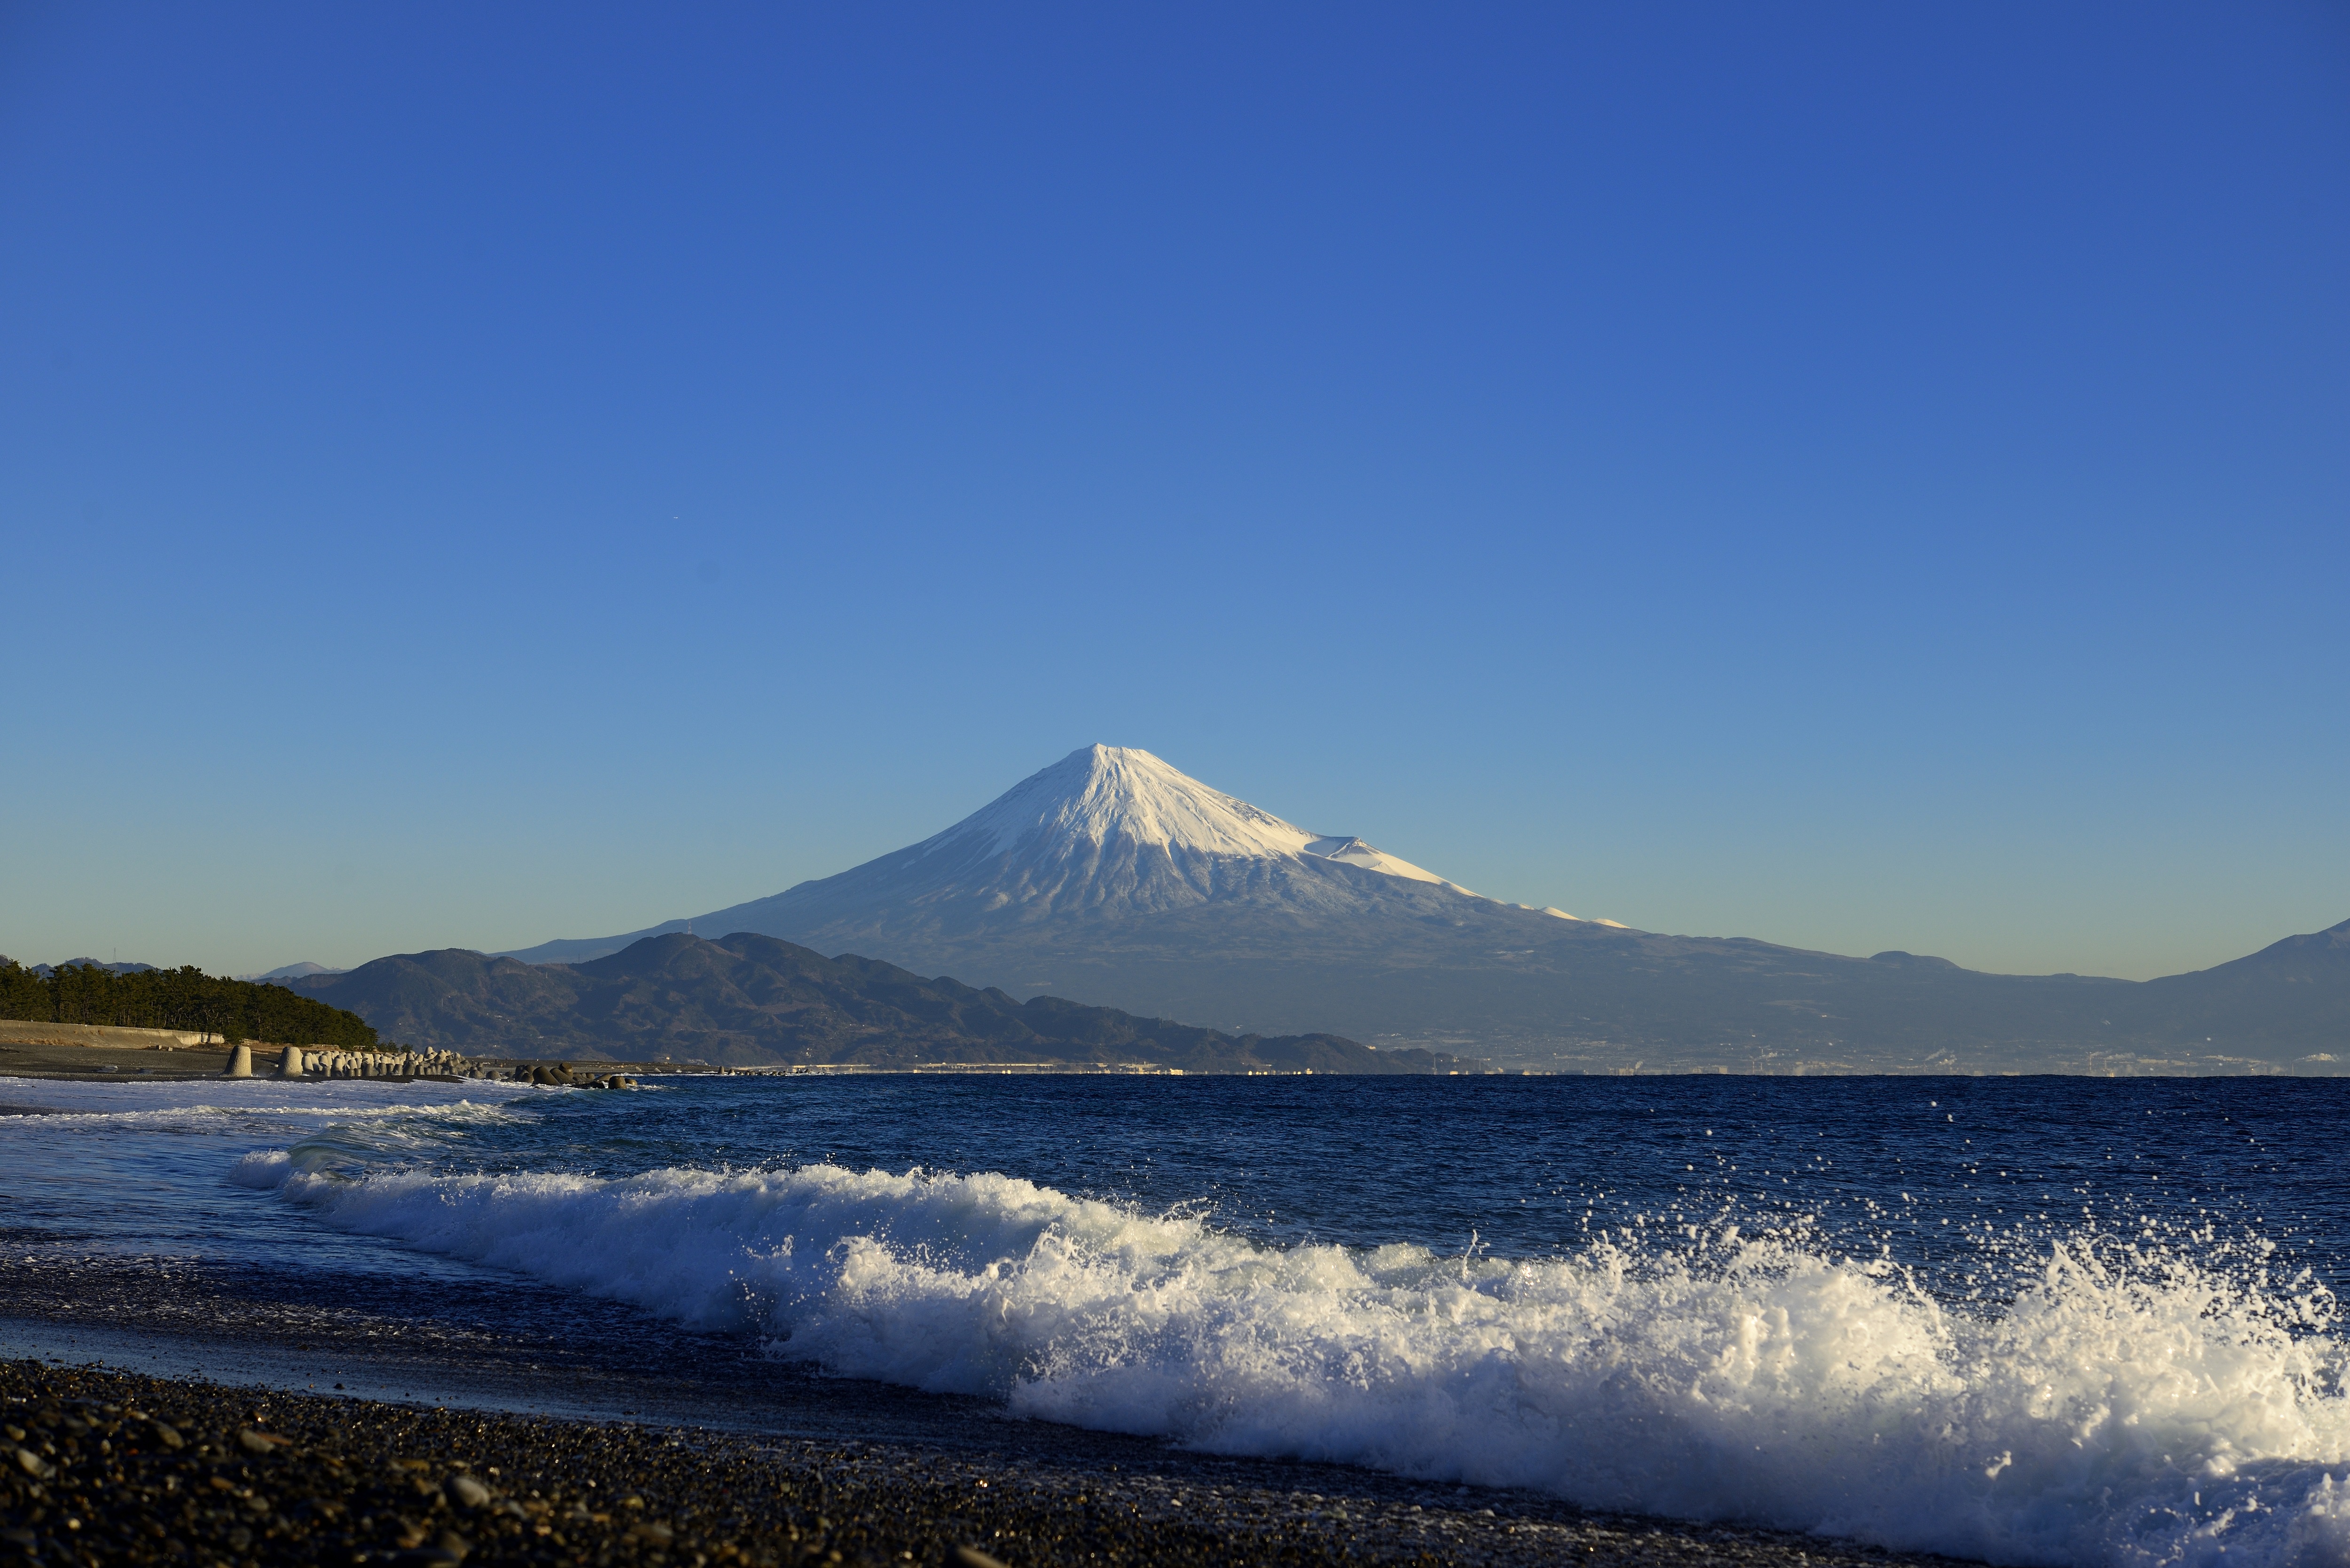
[491,745,2350,1073]
[502,743,1612,985]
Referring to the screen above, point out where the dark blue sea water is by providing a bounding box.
[7,1074,2348,1568]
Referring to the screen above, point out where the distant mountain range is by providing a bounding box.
[239,961,345,983]
[482,745,2349,1074]
[290,933,1474,1073]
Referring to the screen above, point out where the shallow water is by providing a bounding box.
[6,1074,2349,1568]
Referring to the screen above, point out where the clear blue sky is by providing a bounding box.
[3,2,2344,981]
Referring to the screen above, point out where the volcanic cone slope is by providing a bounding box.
[494,746,2350,1072]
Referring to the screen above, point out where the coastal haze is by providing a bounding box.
[408,745,2350,1075]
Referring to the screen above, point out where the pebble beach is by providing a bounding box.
[2,1359,1974,1568]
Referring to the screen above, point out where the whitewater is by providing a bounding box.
[8,1074,2350,1568]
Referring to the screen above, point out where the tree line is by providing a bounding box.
[0,961,381,1049]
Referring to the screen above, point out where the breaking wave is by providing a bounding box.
[241,1156,2350,1568]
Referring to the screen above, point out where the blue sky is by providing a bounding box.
[3,2,2344,981]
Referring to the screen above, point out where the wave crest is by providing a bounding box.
[268,1160,2350,1568]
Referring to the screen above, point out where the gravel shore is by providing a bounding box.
[0,1358,1978,1568]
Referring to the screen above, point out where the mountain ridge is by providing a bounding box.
[504,745,1604,965]
[291,931,1477,1073]
[488,746,2349,1073]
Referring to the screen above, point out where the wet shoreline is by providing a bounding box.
[0,1248,1973,1568]
[0,1349,1975,1568]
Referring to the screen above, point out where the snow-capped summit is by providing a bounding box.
[774,742,1521,925]
[936,745,1323,862]
[915,745,1486,898]
[489,744,1650,1057]
[502,744,1601,971]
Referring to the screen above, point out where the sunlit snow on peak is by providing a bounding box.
[933,745,1320,860]
[901,743,1604,917]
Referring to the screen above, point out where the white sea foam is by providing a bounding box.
[241,1157,2350,1568]
[230,1148,296,1186]
[0,1077,530,1122]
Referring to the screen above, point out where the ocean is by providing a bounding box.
[4,1073,2347,1568]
